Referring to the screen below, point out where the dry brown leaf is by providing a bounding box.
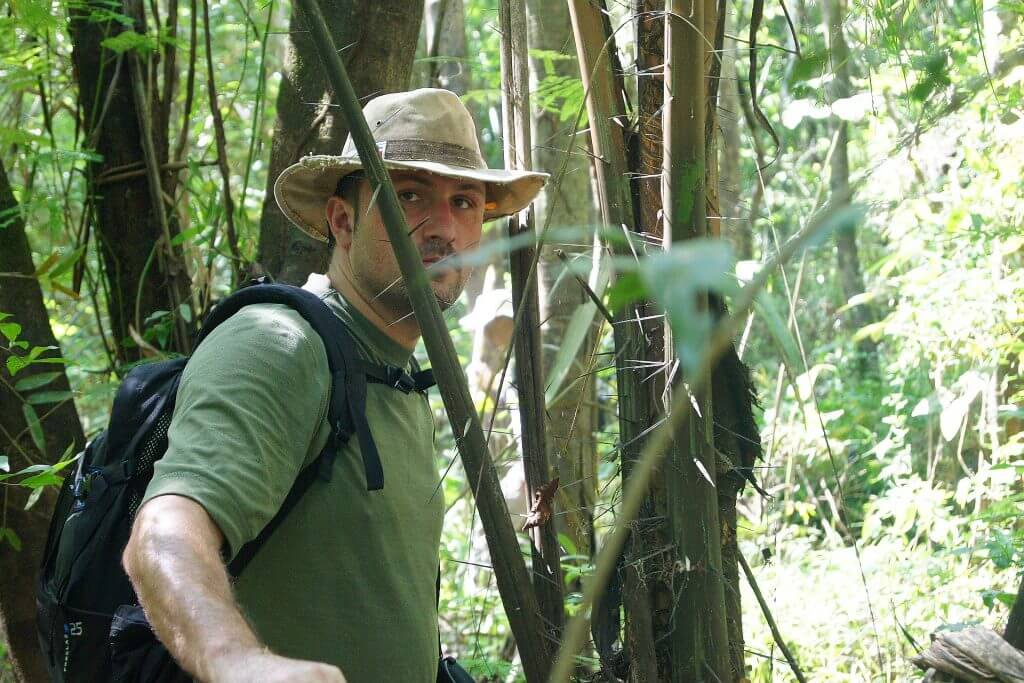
[522,477,559,531]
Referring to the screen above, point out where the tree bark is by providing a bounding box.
[0,157,86,683]
[1005,576,1024,649]
[69,0,193,361]
[255,0,424,284]
[425,0,469,94]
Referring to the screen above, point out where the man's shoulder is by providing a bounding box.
[194,301,330,372]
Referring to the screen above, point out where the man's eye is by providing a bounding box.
[454,197,477,210]
[398,190,421,202]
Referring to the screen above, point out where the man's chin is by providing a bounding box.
[431,283,464,312]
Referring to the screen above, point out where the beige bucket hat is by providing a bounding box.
[274,88,549,242]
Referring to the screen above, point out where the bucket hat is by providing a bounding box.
[274,88,549,242]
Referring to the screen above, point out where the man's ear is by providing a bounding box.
[326,196,355,250]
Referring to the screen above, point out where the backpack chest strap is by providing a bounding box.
[354,359,436,394]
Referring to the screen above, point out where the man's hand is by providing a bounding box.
[123,495,346,683]
[209,648,347,683]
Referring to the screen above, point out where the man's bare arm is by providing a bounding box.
[123,495,345,683]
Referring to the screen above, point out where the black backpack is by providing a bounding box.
[35,282,438,682]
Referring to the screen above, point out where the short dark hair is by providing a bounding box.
[327,172,365,253]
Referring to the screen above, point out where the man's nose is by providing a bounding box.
[420,199,457,244]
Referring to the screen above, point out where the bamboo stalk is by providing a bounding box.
[663,0,732,680]
[293,1,552,679]
[549,192,858,681]
[566,2,660,678]
[499,0,565,641]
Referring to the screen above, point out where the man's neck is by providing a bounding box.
[325,262,421,351]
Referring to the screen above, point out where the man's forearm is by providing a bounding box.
[123,496,261,682]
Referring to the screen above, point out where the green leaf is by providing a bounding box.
[20,471,61,489]
[641,240,736,375]
[6,354,29,376]
[606,272,646,312]
[170,225,203,246]
[47,246,87,279]
[2,528,22,551]
[14,371,61,392]
[753,292,801,372]
[0,321,22,342]
[29,345,57,361]
[790,47,829,83]
[24,486,45,510]
[545,254,612,405]
[21,403,45,453]
[101,30,158,54]
[27,390,73,405]
[12,0,58,32]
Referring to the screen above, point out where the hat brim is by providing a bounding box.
[274,155,549,243]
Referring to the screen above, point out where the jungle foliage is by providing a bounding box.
[0,0,1022,680]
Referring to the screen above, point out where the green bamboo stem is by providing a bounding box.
[499,0,565,640]
[293,0,552,679]
[549,193,858,681]
[663,0,732,680]
[566,2,660,677]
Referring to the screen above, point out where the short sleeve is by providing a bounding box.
[141,304,331,558]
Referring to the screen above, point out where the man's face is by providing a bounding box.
[328,170,485,322]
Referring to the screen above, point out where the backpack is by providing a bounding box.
[35,282,436,682]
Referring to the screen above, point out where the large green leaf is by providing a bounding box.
[545,251,612,406]
[639,239,736,375]
[21,403,45,453]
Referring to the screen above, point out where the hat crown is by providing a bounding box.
[340,89,485,167]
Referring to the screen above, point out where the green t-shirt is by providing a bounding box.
[143,279,444,682]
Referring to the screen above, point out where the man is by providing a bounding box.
[122,89,546,683]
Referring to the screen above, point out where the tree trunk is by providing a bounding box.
[824,0,877,368]
[1005,575,1024,649]
[0,157,86,683]
[425,0,469,94]
[69,0,193,362]
[255,0,424,284]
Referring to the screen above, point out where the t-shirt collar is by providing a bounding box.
[302,273,414,368]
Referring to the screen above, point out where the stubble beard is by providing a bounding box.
[356,260,469,326]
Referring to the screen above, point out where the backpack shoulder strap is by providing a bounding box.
[195,282,384,491]
[196,283,382,578]
[204,282,434,578]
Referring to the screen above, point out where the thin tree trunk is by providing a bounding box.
[69,0,193,362]
[824,0,877,368]
[0,157,86,683]
[425,0,469,94]
[1005,576,1024,649]
[255,0,424,284]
